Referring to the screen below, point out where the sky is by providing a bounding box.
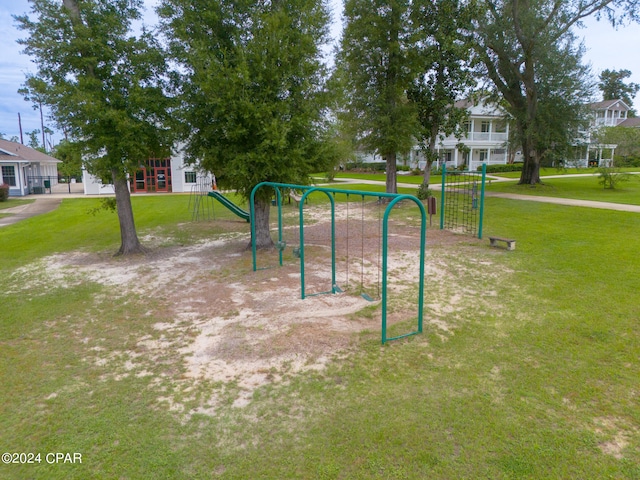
[1,0,639,148]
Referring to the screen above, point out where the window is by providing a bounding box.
[1,166,16,186]
[184,171,197,183]
[481,121,491,133]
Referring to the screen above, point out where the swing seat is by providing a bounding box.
[361,292,374,302]
[276,241,287,252]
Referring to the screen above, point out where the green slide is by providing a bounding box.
[207,191,250,222]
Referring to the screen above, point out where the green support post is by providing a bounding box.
[251,182,427,344]
[478,163,486,239]
[440,163,446,230]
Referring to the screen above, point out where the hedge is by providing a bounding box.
[0,184,9,202]
[479,164,524,173]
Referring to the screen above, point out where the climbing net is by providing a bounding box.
[440,164,486,238]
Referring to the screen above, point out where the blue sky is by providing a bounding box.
[1,0,639,148]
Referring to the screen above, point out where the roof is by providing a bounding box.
[0,139,61,164]
[618,117,640,127]
[453,98,505,117]
[589,99,631,111]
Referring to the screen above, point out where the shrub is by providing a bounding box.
[597,166,631,190]
[480,164,524,173]
[614,155,640,167]
[416,183,432,200]
[344,161,386,172]
[0,183,9,202]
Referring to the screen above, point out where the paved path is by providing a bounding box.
[485,192,640,213]
[0,196,64,228]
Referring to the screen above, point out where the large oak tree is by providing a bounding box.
[472,0,640,185]
[16,0,173,255]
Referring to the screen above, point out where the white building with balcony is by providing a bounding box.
[590,99,632,127]
[411,99,512,171]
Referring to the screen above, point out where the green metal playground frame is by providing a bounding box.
[249,182,427,344]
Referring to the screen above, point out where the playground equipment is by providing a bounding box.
[207,190,250,222]
[188,174,216,221]
[440,163,486,238]
[340,193,382,301]
[249,182,427,344]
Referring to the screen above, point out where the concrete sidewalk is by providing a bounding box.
[485,192,640,213]
[0,196,64,228]
[0,182,85,228]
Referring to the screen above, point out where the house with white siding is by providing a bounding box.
[590,99,632,127]
[82,146,211,195]
[410,99,513,171]
[0,139,61,196]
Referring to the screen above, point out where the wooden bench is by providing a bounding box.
[289,191,305,207]
[489,236,516,250]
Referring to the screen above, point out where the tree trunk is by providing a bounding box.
[422,125,439,187]
[422,163,432,187]
[385,152,397,194]
[113,171,146,256]
[252,197,274,250]
[518,138,541,185]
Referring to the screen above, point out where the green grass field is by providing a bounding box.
[1,186,639,479]
[487,173,640,205]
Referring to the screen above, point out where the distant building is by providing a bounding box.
[82,147,211,195]
[590,99,632,127]
[410,100,512,171]
[0,139,61,196]
[570,99,639,167]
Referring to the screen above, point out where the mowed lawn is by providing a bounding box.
[487,171,640,205]
[1,190,639,479]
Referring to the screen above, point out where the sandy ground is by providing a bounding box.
[10,205,507,413]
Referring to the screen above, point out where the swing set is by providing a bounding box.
[249,182,427,344]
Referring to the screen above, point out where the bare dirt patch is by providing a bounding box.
[14,205,511,416]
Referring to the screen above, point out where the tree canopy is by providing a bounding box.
[598,68,639,115]
[472,0,639,185]
[16,0,174,255]
[408,0,477,186]
[158,0,332,248]
[335,0,418,194]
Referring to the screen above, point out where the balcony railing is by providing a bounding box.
[443,132,508,143]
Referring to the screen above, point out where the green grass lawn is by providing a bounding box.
[0,198,34,219]
[486,173,640,205]
[1,193,639,478]
[329,172,443,186]
[490,167,640,179]
[0,199,34,211]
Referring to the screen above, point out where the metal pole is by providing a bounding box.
[440,163,446,230]
[478,163,486,239]
[382,194,426,344]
